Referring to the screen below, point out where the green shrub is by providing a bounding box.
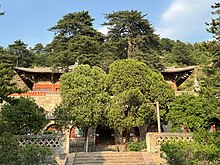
[20,145,57,165]
[0,133,57,165]
[128,140,146,151]
[161,136,220,165]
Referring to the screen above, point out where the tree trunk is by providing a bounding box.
[84,127,89,152]
[16,58,19,67]
[125,129,130,151]
[127,27,132,59]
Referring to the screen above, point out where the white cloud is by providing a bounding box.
[156,0,213,42]
[97,26,108,35]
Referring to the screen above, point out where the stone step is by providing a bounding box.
[74,162,145,165]
[65,153,75,165]
[74,156,144,161]
[76,155,142,159]
[75,152,144,156]
[74,162,145,164]
[74,158,144,161]
[72,152,146,165]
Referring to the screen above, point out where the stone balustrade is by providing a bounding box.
[15,134,66,155]
[146,132,193,153]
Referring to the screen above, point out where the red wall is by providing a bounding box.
[33,83,60,91]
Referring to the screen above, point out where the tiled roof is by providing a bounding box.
[14,65,76,73]
[162,66,194,73]
[15,66,195,74]
[14,67,58,73]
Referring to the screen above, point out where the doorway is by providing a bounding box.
[95,125,115,145]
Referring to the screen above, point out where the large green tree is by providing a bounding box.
[47,11,104,71]
[7,40,34,67]
[107,59,174,142]
[49,11,99,38]
[103,10,161,70]
[55,65,109,151]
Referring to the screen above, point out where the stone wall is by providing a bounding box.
[11,93,61,117]
[32,94,61,115]
[146,132,193,153]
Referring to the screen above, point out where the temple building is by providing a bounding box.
[14,67,64,92]
[12,66,195,148]
[14,66,194,92]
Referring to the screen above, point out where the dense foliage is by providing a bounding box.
[56,65,108,128]
[204,2,220,69]
[161,130,220,165]
[0,132,57,165]
[103,10,161,70]
[47,11,104,71]
[166,95,219,132]
[54,65,109,151]
[0,59,54,164]
[8,40,34,67]
[1,97,48,135]
[0,63,17,103]
[206,3,220,42]
[128,140,146,151]
[0,4,219,162]
[200,68,220,101]
[0,10,217,72]
[0,47,21,103]
[107,59,174,140]
[55,59,174,144]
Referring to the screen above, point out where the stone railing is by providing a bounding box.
[146,132,193,152]
[16,134,66,155]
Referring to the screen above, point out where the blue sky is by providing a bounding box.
[0,0,215,48]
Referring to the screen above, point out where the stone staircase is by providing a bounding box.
[65,152,158,165]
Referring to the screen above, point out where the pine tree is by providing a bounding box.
[206,3,220,42]
[103,10,161,70]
